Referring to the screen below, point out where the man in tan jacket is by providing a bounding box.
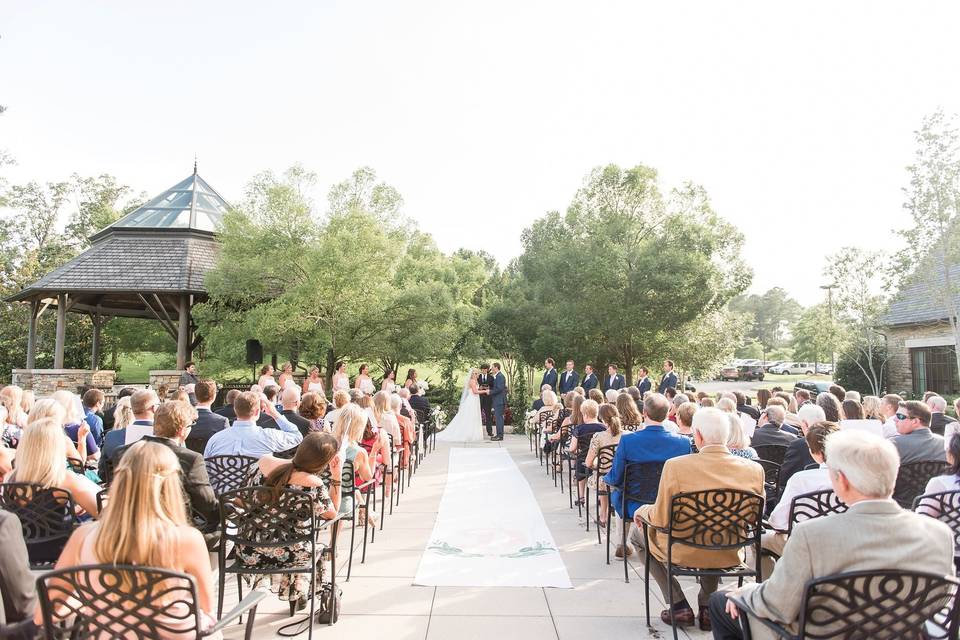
[634,407,765,630]
[709,430,955,640]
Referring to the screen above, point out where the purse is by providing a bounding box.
[313,582,342,624]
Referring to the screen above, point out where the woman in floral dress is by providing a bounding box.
[585,403,622,531]
[237,432,342,610]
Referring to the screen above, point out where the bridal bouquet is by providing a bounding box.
[431,406,446,430]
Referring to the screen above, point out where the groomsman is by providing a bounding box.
[657,359,678,394]
[636,367,652,397]
[478,364,495,437]
[540,358,558,392]
[582,365,599,392]
[603,364,626,392]
[559,360,580,394]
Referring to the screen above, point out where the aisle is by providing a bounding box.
[414,447,572,588]
[223,436,711,639]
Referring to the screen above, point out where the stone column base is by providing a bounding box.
[12,369,117,396]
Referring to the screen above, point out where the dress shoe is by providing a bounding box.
[660,606,695,626]
[698,608,712,631]
[614,544,633,559]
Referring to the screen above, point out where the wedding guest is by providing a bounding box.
[280,386,312,436]
[408,385,432,426]
[20,389,35,416]
[532,385,553,411]
[355,364,376,395]
[0,510,37,633]
[588,388,604,404]
[257,364,278,389]
[841,399,864,421]
[779,403,826,485]
[391,395,415,468]
[844,390,861,403]
[816,392,841,422]
[756,389,771,410]
[332,361,350,392]
[52,390,99,464]
[547,394,582,457]
[675,401,697,439]
[187,379,229,454]
[568,400,606,507]
[710,430,953,639]
[949,399,960,452]
[604,389,619,404]
[102,386,135,432]
[324,390,351,430]
[277,362,295,389]
[700,397,716,408]
[927,395,957,437]
[302,365,326,397]
[50,441,218,635]
[894,400,946,464]
[99,389,158,478]
[635,407,764,630]
[299,392,327,433]
[339,404,374,519]
[726,414,758,460]
[27,400,85,464]
[238,432,341,610]
[381,370,397,393]
[203,391,303,458]
[614,393,641,431]
[862,395,884,421]
[373,390,402,471]
[585,403,623,531]
[81,389,105,446]
[917,432,960,571]
[0,386,27,447]
[215,388,241,423]
[828,384,846,404]
[794,388,812,408]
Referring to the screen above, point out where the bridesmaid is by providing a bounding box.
[332,361,350,393]
[302,366,326,397]
[258,364,277,389]
[403,368,418,390]
[381,370,397,393]
[277,362,295,388]
[355,364,376,396]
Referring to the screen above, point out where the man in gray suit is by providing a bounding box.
[0,511,37,634]
[893,400,946,464]
[709,429,955,639]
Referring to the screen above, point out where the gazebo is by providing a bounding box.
[8,166,227,393]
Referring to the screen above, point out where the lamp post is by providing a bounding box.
[820,284,837,376]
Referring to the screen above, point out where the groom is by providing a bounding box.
[489,362,508,441]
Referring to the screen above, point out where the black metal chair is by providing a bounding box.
[756,459,782,511]
[275,444,300,460]
[205,454,259,496]
[572,433,595,520]
[588,444,618,563]
[0,482,79,569]
[333,460,376,580]
[761,489,847,563]
[621,423,642,433]
[894,460,950,509]
[729,570,960,640]
[753,444,789,466]
[66,457,86,475]
[37,564,267,640]
[637,488,764,640]
[914,489,960,558]
[607,461,665,582]
[217,486,341,639]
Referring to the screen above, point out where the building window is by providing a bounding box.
[910,346,959,396]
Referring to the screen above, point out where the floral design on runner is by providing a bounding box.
[427,540,558,559]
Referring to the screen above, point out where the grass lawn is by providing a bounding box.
[757,373,834,389]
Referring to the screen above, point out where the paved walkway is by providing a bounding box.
[224,435,714,639]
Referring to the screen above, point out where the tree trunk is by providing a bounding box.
[325,348,336,392]
[623,344,634,386]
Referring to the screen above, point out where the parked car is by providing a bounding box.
[815,363,833,375]
[770,362,816,375]
[794,380,832,398]
[719,365,765,382]
[763,360,785,372]
[719,365,739,381]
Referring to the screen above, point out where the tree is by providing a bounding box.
[664,308,745,381]
[729,287,802,360]
[791,303,838,365]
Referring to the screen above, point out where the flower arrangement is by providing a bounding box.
[431,406,447,430]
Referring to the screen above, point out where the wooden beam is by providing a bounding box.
[137,294,178,341]
[26,300,39,369]
[177,294,189,369]
[54,294,66,368]
[153,294,179,337]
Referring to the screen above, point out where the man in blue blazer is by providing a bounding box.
[604,393,692,558]
[657,359,678,394]
[636,367,652,397]
[540,358,558,392]
[488,362,508,441]
[603,364,626,392]
[558,360,580,394]
[581,364,599,392]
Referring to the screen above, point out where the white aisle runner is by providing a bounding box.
[413,447,572,588]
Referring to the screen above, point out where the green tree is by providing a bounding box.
[729,287,802,360]
[791,303,840,366]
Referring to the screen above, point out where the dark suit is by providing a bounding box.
[281,409,313,436]
[657,370,678,394]
[531,399,545,411]
[116,436,219,537]
[186,407,229,454]
[779,437,815,487]
[637,376,652,397]
[603,374,626,392]
[541,368,558,392]
[751,423,798,448]
[603,425,692,519]
[930,412,957,437]
[559,370,580,394]
[478,372,495,435]
[215,404,237,423]
[409,394,432,426]
[490,371,507,438]
[256,413,280,431]
[0,512,36,625]
[582,373,599,392]
[738,403,761,421]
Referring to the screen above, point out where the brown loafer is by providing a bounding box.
[660,606,695,626]
[698,608,712,631]
[614,544,633,559]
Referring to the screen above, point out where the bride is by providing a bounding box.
[436,368,486,442]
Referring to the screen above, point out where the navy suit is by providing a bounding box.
[603,425,692,519]
[657,370,678,394]
[603,374,626,392]
[489,371,507,437]
[582,373,599,392]
[558,370,580,394]
[636,376,652,397]
[540,368,558,392]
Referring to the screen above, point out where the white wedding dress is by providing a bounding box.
[436,374,485,442]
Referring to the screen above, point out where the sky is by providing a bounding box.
[2,1,960,305]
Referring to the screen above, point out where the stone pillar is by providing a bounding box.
[54,294,67,369]
[26,300,39,369]
[12,369,116,396]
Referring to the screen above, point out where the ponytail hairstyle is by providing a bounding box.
[598,403,622,437]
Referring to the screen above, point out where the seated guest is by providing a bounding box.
[841,398,863,421]
[750,405,797,448]
[50,441,218,635]
[392,394,415,468]
[215,388,241,423]
[5,418,101,564]
[186,379,229,454]
[204,391,303,458]
[616,392,643,431]
[699,397,715,408]
[115,401,218,542]
[546,394,582,456]
[633,407,764,630]
[949,399,960,454]
[102,386,135,433]
[339,404,376,519]
[675,401,697,440]
[734,391,760,421]
[779,403,826,486]
[604,393,691,559]
[862,395,884,421]
[52,391,100,465]
[710,430,955,639]
[604,389,619,404]
[27,400,86,464]
[299,392,327,432]
[280,386,312,436]
[917,432,960,571]
[585,403,623,531]
[1,386,27,447]
[793,388,812,408]
[81,389,105,446]
[626,385,643,407]
[726,414,758,460]
[324,390,351,430]
[828,384,846,404]
[927,394,957,437]
[237,432,341,610]
[761,421,839,577]
[100,389,158,476]
[568,399,606,507]
[844,390,861,403]
[532,384,553,411]
[408,385,431,426]
[816,392,841,422]
[894,400,947,464]
[765,397,800,433]
[0,510,37,634]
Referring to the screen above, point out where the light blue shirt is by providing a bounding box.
[203,413,303,459]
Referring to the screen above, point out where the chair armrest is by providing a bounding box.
[634,511,668,535]
[357,478,376,490]
[207,590,269,634]
[727,594,797,640]
[317,512,347,530]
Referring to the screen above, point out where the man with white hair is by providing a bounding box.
[604,389,619,404]
[926,394,956,437]
[711,430,955,639]
[632,407,764,630]
[532,384,553,411]
[778,403,826,485]
[843,390,861,403]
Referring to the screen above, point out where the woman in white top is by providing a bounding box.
[302,365,326,397]
[0,385,27,447]
[917,432,960,571]
[355,364,376,396]
[332,361,350,392]
[381,369,397,393]
[277,362,295,389]
[257,364,278,389]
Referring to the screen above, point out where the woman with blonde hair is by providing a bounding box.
[585,403,623,530]
[391,394,415,469]
[52,390,99,464]
[302,365,326,397]
[19,389,35,416]
[1,385,27,447]
[862,395,883,421]
[28,399,87,466]
[338,404,374,518]
[113,396,135,431]
[45,441,217,634]
[616,393,642,431]
[726,413,758,460]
